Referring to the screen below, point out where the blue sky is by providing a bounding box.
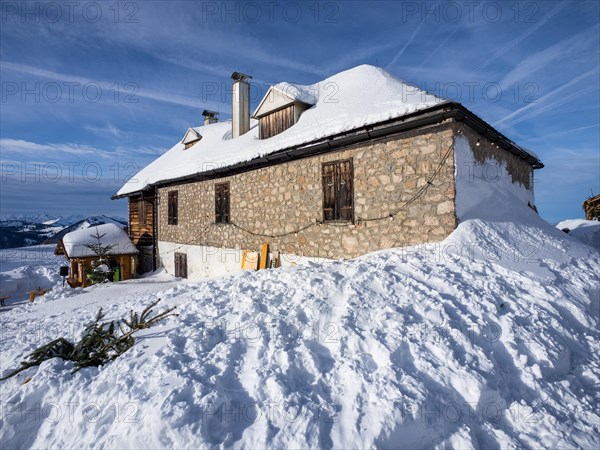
[1,0,598,223]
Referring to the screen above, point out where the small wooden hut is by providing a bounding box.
[55,223,138,288]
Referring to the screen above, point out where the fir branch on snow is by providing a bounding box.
[0,299,177,381]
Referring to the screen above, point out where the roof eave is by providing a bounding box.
[114,101,543,197]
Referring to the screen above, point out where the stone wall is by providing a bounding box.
[157,121,458,261]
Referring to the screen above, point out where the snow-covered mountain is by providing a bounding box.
[0,214,127,249]
[44,215,128,244]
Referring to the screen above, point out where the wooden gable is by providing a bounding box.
[181,128,202,149]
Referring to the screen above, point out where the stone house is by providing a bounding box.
[113,65,543,279]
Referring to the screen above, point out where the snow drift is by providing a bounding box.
[1,136,598,449]
[1,203,598,448]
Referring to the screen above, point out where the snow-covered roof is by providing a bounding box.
[252,82,317,118]
[116,65,447,197]
[62,223,138,258]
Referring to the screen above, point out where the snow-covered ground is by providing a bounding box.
[0,245,64,308]
[0,204,598,448]
[556,219,600,251]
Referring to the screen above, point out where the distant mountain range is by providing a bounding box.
[0,214,127,249]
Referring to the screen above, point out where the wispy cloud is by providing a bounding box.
[84,123,123,139]
[1,138,113,158]
[1,61,224,111]
[496,66,599,125]
[521,124,600,143]
[411,27,461,75]
[499,25,599,89]
[385,21,426,70]
[476,0,571,73]
[0,139,164,160]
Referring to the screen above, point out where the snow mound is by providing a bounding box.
[1,207,598,448]
[556,219,600,251]
[0,245,64,306]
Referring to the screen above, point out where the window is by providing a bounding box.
[138,199,147,226]
[174,253,187,278]
[168,191,178,225]
[322,158,354,222]
[215,182,230,224]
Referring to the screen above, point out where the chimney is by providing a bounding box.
[202,109,218,126]
[231,71,252,138]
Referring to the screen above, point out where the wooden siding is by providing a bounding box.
[128,194,155,246]
[259,104,295,139]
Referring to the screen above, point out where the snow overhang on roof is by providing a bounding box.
[182,128,202,146]
[62,223,138,258]
[113,65,543,199]
[252,84,316,119]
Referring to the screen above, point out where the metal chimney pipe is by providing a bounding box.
[202,109,218,126]
[231,71,252,138]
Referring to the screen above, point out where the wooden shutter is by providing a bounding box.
[215,182,230,224]
[322,159,353,222]
[168,191,178,225]
[338,159,353,221]
[322,162,336,221]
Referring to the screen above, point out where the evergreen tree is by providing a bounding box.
[85,229,115,285]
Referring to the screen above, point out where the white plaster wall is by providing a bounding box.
[158,241,330,280]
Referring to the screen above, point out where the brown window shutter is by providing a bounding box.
[339,159,353,221]
[167,196,171,224]
[173,191,178,225]
[168,191,178,225]
[322,158,353,222]
[223,184,230,223]
[215,182,230,224]
[214,185,221,223]
[322,162,335,221]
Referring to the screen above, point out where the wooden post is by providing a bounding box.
[260,243,269,269]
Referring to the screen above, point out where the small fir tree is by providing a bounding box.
[85,229,115,285]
